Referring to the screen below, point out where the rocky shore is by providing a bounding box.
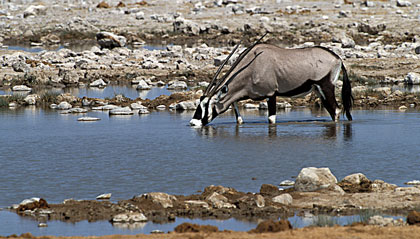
[8,167,420,228]
[1,0,420,112]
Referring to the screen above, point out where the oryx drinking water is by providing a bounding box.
[190,35,353,126]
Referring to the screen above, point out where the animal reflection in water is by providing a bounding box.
[195,121,353,141]
[190,34,353,126]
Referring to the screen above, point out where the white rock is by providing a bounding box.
[38,223,48,227]
[90,79,107,87]
[96,32,127,49]
[96,193,112,200]
[397,0,412,7]
[57,101,72,110]
[206,192,236,209]
[23,5,47,18]
[184,200,210,209]
[138,109,150,114]
[341,173,369,185]
[131,102,147,110]
[24,94,38,105]
[272,193,293,205]
[294,167,338,192]
[176,101,197,110]
[405,180,420,185]
[167,81,187,89]
[92,105,120,111]
[77,117,101,121]
[136,80,151,90]
[255,195,265,208]
[112,213,148,223]
[12,85,32,91]
[61,108,88,114]
[142,192,177,208]
[279,180,295,187]
[19,197,41,206]
[156,105,166,110]
[109,107,134,115]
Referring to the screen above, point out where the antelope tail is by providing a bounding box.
[341,64,353,121]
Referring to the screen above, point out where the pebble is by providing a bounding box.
[77,117,101,121]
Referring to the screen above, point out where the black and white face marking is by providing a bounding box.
[189,95,219,126]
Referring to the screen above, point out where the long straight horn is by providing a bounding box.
[204,42,241,96]
[208,32,268,97]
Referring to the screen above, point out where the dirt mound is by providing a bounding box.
[174,223,219,233]
[249,219,292,233]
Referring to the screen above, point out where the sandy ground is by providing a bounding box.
[4,225,420,239]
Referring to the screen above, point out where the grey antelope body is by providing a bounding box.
[190,43,353,126]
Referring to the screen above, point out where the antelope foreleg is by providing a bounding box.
[268,96,276,124]
[233,102,243,124]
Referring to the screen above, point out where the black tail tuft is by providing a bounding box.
[341,64,353,121]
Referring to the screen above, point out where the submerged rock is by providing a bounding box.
[109,107,134,115]
[77,117,101,121]
[111,212,148,223]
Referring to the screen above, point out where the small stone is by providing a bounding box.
[279,180,295,187]
[272,193,293,205]
[112,212,148,223]
[156,105,166,110]
[77,117,101,121]
[109,107,134,115]
[96,193,112,200]
[38,223,48,227]
[399,105,408,111]
[12,85,32,91]
[405,180,420,185]
[57,101,72,110]
[90,79,107,87]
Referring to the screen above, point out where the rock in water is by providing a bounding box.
[96,32,127,49]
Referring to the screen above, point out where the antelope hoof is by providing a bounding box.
[236,116,244,125]
[268,115,276,124]
[334,108,341,122]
